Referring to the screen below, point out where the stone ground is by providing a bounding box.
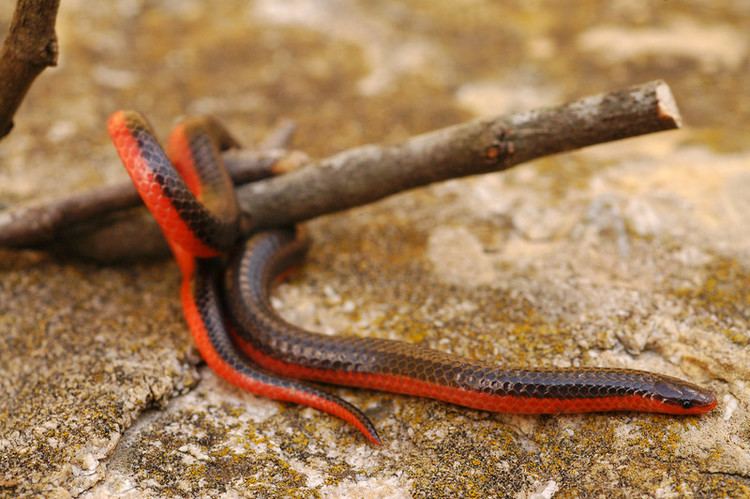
[1,0,749,497]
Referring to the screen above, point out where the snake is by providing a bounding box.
[107,110,717,445]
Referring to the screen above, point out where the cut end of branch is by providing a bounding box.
[654,81,682,128]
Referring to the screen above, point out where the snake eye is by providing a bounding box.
[681,399,694,409]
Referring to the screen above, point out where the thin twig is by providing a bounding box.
[258,118,296,151]
[0,0,60,139]
[1,80,681,261]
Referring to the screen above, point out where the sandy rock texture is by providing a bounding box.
[1,1,748,497]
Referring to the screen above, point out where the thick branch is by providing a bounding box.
[1,80,681,261]
[240,80,680,230]
[0,0,60,139]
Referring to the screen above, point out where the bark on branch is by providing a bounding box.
[239,80,681,231]
[0,0,60,139]
[0,80,682,261]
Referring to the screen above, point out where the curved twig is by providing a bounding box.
[0,0,60,139]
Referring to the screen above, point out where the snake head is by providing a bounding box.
[652,379,717,414]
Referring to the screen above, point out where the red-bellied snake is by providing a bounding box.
[107,110,717,445]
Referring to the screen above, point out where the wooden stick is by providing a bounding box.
[239,80,681,232]
[0,0,60,139]
[1,80,681,261]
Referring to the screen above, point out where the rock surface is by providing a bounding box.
[1,1,749,497]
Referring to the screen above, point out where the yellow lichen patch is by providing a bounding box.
[670,256,750,346]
